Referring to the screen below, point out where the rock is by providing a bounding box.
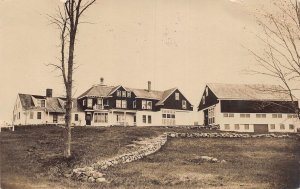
[200,156,213,161]
[220,160,227,163]
[96,177,106,183]
[93,172,104,178]
[211,158,218,163]
[88,176,95,183]
[64,173,73,178]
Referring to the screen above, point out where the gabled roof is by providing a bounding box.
[128,88,164,100]
[78,85,116,98]
[46,97,65,113]
[206,83,294,101]
[78,84,183,106]
[18,94,82,113]
[156,88,177,105]
[19,94,35,110]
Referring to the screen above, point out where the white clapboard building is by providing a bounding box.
[12,89,85,126]
[198,83,300,133]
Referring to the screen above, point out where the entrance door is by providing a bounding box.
[253,124,269,133]
[53,114,58,123]
[86,114,92,125]
[204,109,208,126]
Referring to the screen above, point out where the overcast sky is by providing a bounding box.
[0,0,276,121]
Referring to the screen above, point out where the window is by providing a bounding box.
[148,115,152,124]
[234,124,240,130]
[229,113,234,117]
[37,100,45,107]
[97,98,103,105]
[147,101,152,109]
[142,100,147,109]
[121,100,127,108]
[270,124,275,130]
[224,124,230,130]
[289,124,294,130]
[280,124,285,130]
[116,100,122,108]
[272,114,282,118]
[202,96,205,104]
[182,100,187,109]
[75,114,79,121]
[208,107,215,125]
[122,91,127,97]
[30,112,34,119]
[83,99,86,106]
[133,100,136,108]
[117,90,121,97]
[95,99,103,110]
[41,100,45,107]
[142,100,152,110]
[143,115,147,123]
[223,113,228,117]
[205,87,208,96]
[240,114,250,118]
[127,92,131,98]
[287,114,298,118]
[162,109,176,125]
[244,124,249,130]
[104,99,109,106]
[18,112,20,119]
[175,93,180,100]
[94,113,108,123]
[87,98,93,108]
[256,114,266,118]
[37,112,42,119]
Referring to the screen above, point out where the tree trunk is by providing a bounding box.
[64,32,75,158]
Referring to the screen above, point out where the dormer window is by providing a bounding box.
[63,101,74,109]
[205,87,208,96]
[175,93,180,100]
[117,90,121,97]
[37,100,46,107]
[122,91,127,97]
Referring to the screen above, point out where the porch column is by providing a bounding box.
[111,110,114,125]
[124,111,127,126]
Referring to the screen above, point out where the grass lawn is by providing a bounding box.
[1,126,299,189]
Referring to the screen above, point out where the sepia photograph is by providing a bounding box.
[0,0,300,188]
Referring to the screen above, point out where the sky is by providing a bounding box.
[0,0,277,121]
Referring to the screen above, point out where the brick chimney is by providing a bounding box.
[100,77,104,85]
[148,81,151,91]
[46,89,53,97]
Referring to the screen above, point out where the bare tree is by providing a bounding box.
[248,0,300,118]
[48,0,96,158]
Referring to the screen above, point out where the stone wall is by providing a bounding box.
[166,132,294,138]
[72,134,168,182]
